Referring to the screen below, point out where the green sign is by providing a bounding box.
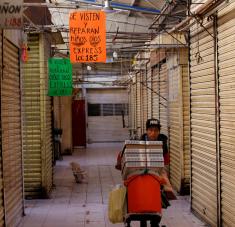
[48,58,72,96]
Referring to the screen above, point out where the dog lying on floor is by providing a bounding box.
[70,162,88,183]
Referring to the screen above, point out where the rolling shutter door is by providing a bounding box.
[168,56,182,192]
[190,17,217,226]
[159,63,168,137]
[40,34,53,196]
[87,89,129,142]
[2,37,23,226]
[136,73,141,137]
[130,82,136,130]
[142,71,148,133]
[128,86,131,129]
[182,65,190,190]
[147,64,152,119]
[22,34,52,198]
[152,67,160,120]
[218,3,235,226]
[22,34,41,198]
[0,30,4,227]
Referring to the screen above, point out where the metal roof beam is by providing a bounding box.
[24,0,161,14]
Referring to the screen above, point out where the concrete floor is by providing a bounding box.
[22,143,207,227]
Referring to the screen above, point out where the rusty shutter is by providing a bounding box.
[2,36,24,226]
[0,30,5,227]
[22,33,52,198]
[190,17,217,226]
[218,3,235,226]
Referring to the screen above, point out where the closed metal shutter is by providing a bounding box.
[152,67,160,120]
[168,54,182,191]
[136,72,142,137]
[0,30,5,227]
[22,34,52,198]
[2,37,23,226]
[87,89,129,142]
[168,51,190,193]
[159,63,168,137]
[218,3,235,226]
[22,34,41,197]
[129,81,136,130]
[190,17,217,226]
[142,71,148,134]
[133,81,137,130]
[40,34,53,196]
[147,63,152,119]
[182,65,190,190]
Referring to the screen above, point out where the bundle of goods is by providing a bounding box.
[121,140,164,179]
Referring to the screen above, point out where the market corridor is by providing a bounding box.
[22,143,206,227]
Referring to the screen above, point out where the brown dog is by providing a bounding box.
[70,162,87,183]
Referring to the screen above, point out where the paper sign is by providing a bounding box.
[0,0,23,29]
[69,11,106,63]
[48,58,73,96]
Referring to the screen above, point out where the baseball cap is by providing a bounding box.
[146,118,161,130]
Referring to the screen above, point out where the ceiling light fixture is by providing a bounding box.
[103,0,114,13]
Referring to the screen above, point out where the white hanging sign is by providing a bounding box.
[0,0,23,29]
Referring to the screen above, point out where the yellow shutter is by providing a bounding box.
[22,33,53,198]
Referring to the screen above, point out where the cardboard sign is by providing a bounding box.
[0,0,23,29]
[48,58,73,96]
[69,11,106,63]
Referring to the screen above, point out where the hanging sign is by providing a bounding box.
[69,11,106,63]
[0,0,23,29]
[48,58,73,96]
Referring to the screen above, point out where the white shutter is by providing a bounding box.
[190,16,217,226]
[152,67,160,120]
[142,71,148,133]
[87,89,129,142]
[147,63,152,119]
[168,54,182,192]
[218,3,235,226]
[159,63,168,137]
[168,50,190,193]
[136,73,142,137]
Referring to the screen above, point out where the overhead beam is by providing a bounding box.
[24,0,161,14]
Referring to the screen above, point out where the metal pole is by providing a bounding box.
[213,14,221,227]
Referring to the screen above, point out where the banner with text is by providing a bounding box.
[69,11,106,63]
[48,58,73,96]
[0,0,23,29]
